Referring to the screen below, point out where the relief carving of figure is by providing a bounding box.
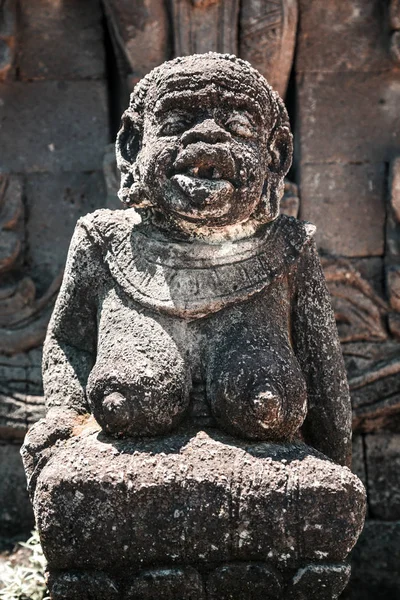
[22,54,366,600]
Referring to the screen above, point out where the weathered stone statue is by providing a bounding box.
[22,53,366,600]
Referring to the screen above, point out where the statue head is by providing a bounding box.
[116,53,292,237]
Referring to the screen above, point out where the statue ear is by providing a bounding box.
[268,126,293,178]
[116,111,153,208]
[116,110,142,174]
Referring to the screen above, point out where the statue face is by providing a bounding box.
[137,83,269,229]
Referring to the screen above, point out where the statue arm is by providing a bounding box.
[290,239,352,467]
[43,218,100,413]
[22,218,102,486]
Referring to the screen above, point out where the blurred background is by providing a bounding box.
[0,1,399,598]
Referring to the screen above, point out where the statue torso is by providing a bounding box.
[82,209,313,441]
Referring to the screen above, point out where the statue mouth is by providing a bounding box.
[170,145,237,204]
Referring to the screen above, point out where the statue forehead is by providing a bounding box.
[142,56,273,122]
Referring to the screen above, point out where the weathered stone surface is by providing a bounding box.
[171,0,240,57]
[297,71,400,163]
[389,312,400,339]
[208,563,282,599]
[33,432,365,572]
[0,0,16,80]
[19,0,105,80]
[391,0,400,30]
[349,257,384,296]
[387,157,400,260]
[26,172,106,292]
[300,163,385,256]
[352,435,366,488]
[391,30,400,64]
[22,54,366,599]
[343,521,400,600]
[125,567,205,599]
[0,394,45,440]
[387,266,400,311]
[0,443,34,536]
[344,342,400,433]
[0,82,108,173]
[366,433,400,520]
[103,0,169,83]
[322,258,387,343]
[48,571,119,600]
[239,0,298,99]
[0,349,44,440]
[287,564,351,600]
[0,174,23,274]
[296,0,393,73]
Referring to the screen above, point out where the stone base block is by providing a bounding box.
[32,431,365,572]
[47,563,351,600]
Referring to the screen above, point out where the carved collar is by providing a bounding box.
[82,209,315,320]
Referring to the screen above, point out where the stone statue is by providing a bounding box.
[22,53,366,600]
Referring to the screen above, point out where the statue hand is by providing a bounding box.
[21,407,83,495]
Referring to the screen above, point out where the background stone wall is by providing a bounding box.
[1,1,399,598]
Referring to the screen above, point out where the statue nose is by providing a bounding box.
[181,119,231,146]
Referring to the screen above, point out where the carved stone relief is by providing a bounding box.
[0,175,61,357]
[102,0,298,99]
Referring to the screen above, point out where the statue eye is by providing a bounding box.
[225,114,255,138]
[159,117,191,136]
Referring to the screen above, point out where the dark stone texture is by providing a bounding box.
[287,564,350,600]
[0,0,16,80]
[22,54,365,599]
[102,0,169,82]
[297,71,400,164]
[125,567,205,599]
[25,172,107,294]
[18,0,105,81]
[349,258,384,297]
[387,265,400,311]
[48,571,119,600]
[300,163,385,256]
[32,433,365,572]
[19,0,105,81]
[0,348,44,440]
[0,442,34,537]
[296,0,392,73]
[352,435,366,488]
[0,81,108,173]
[366,433,400,520]
[344,521,400,600]
[207,563,282,599]
[344,341,400,433]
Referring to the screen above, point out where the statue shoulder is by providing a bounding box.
[273,214,316,252]
[75,208,141,248]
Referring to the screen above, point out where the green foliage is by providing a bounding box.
[0,530,49,600]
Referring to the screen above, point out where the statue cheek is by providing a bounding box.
[142,143,179,182]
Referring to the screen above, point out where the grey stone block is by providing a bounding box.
[0,442,34,537]
[297,71,400,163]
[300,163,385,256]
[343,520,400,600]
[296,0,392,73]
[0,81,108,173]
[365,433,400,520]
[19,0,105,80]
[26,171,106,293]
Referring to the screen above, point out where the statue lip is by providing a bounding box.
[171,144,237,186]
[171,173,234,205]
